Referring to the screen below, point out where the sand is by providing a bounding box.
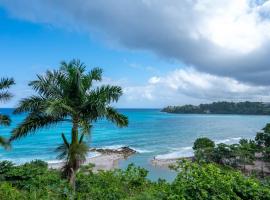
[49,153,125,172]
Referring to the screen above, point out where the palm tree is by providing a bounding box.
[0,77,15,147]
[10,60,128,188]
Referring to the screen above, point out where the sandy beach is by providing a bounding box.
[49,146,136,172]
[49,153,125,172]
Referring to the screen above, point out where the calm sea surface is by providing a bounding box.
[0,108,269,180]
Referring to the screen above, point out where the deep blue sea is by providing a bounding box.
[0,108,269,180]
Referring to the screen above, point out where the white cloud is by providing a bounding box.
[118,67,270,107]
[2,0,270,108]
[1,0,270,85]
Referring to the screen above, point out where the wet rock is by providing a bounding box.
[90,146,136,158]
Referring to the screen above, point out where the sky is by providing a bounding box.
[1,0,270,108]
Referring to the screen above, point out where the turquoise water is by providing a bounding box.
[0,108,269,180]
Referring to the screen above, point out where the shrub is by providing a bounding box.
[193,137,215,163]
[193,137,215,150]
[0,182,26,200]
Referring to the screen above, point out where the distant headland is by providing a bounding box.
[162,101,270,115]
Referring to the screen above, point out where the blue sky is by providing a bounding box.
[1,1,270,108]
[0,7,181,107]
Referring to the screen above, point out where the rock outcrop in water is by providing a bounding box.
[90,146,137,158]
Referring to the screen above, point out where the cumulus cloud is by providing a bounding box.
[119,67,270,107]
[1,0,270,85]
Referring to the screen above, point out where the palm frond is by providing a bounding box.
[94,85,123,103]
[79,134,84,144]
[60,59,85,76]
[61,133,70,148]
[0,114,11,126]
[81,85,123,115]
[29,70,64,98]
[79,120,92,135]
[0,136,10,149]
[57,141,88,178]
[45,99,74,117]
[0,91,13,102]
[56,142,69,160]
[0,78,15,90]
[105,107,128,127]
[72,59,86,73]
[82,68,103,89]
[13,96,45,114]
[10,114,63,141]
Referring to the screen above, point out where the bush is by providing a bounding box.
[193,137,215,163]
[193,137,215,150]
[76,164,153,200]
[0,182,26,200]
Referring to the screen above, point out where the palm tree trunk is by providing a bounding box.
[69,168,76,191]
[71,117,79,144]
[69,116,79,189]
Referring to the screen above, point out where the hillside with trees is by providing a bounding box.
[162,101,270,115]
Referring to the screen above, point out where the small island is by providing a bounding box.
[162,101,270,115]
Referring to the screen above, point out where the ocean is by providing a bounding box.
[0,108,269,181]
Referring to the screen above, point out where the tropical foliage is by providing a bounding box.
[0,77,15,147]
[193,124,270,175]
[0,160,269,200]
[10,60,128,186]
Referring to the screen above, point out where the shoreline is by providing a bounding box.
[151,156,194,168]
[49,146,136,172]
[151,156,270,175]
[49,153,125,172]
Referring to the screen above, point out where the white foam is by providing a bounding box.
[131,148,153,153]
[100,145,152,153]
[87,152,101,158]
[155,146,194,160]
[47,160,62,164]
[215,137,241,144]
[101,144,127,150]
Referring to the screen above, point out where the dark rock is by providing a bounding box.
[90,146,136,158]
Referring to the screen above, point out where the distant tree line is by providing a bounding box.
[162,101,270,115]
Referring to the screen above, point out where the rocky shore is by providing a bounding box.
[90,146,136,158]
[151,156,194,168]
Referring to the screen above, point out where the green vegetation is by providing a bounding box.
[162,101,270,115]
[193,137,215,150]
[0,77,15,147]
[0,159,269,200]
[193,137,215,163]
[9,60,128,187]
[193,124,270,175]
